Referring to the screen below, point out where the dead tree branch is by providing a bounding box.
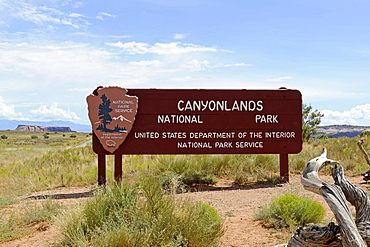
[358,140,370,181]
[286,148,370,247]
[358,140,370,166]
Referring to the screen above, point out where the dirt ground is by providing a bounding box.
[1,174,368,247]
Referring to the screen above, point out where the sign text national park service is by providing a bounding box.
[87,87,302,155]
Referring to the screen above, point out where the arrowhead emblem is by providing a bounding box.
[87,86,138,153]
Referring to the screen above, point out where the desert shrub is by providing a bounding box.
[359,131,370,137]
[0,213,28,242]
[21,198,63,223]
[178,202,224,247]
[158,172,186,193]
[152,155,223,186]
[181,170,218,186]
[264,174,283,184]
[0,135,7,139]
[58,176,223,247]
[256,194,325,229]
[148,154,283,186]
[31,135,38,139]
[315,134,329,139]
[0,197,16,208]
[233,173,249,185]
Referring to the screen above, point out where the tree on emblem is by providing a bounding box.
[97,94,112,131]
[96,94,128,133]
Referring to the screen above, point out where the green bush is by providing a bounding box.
[58,176,224,247]
[21,198,62,223]
[31,135,38,139]
[315,134,329,139]
[0,135,7,139]
[256,194,325,229]
[182,170,218,186]
[359,131,370,137]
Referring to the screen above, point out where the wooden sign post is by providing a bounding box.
[87,87,302,185]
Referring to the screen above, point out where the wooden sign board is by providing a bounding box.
[88,87,302,155]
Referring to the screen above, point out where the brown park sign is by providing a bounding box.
[87,87,303,155]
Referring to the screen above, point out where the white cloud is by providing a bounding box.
[69,13,84,18]
[214,62,253,68]
[69,1,85,9]
[170,76,198,82]
[0,96,23,119]
[266,76,293,82]
[72,33,131,39]
[321,104,370,125]
[106,41,218,55]
[173,33,187,40]
[72,32,100,38]
[0,41,208,88]
[180,61,251,71]
[2,0,89,29]
[0,42,117,82]
[29,103,80,121]
[180,59,210,71]
[96,12,117,20]
[128,60,161,67]
[0,41,228,84]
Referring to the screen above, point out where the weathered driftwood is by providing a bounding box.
[288,223,341,246]
[332,165,370,245]
[285,147,370,247]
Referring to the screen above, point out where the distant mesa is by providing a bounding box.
[15,125,73,132]
[316,125,370,138]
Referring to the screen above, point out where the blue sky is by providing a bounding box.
[1,0,370,126]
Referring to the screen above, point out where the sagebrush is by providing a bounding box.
[256,194,325,229]
[58,175,224,247]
